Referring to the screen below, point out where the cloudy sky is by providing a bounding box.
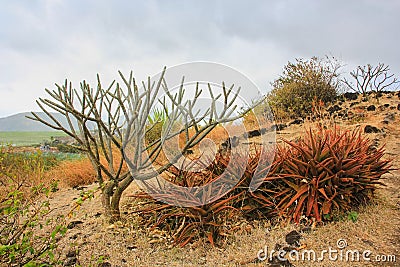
[1,0,399,117]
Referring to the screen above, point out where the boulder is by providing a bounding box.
[327,105,341,114]
[289,118,304,125]
[271,123,287,131]
[248,129,261,138]
[344,92,358,101]
[350,101,359,107]
[382,113,395,124]
[378,105,386,112]
[63,257,77,266]
[364,125,380,133]
[221,136,240,150]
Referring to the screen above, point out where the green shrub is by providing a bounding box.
[145,122,164,145]
[56,143,82,154]
[0,146,67,266]
[268,56,342,118]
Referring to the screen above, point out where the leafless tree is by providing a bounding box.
[27,68,255,222]
[343,63,399,97]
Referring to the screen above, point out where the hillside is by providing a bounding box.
[0,112,79,132]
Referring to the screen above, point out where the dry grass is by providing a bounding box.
[53,187,398,266]
[48,157,97,188]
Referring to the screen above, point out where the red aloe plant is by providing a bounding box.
[129,126,392,246]
[265,126,392,223]
[130,149,276,247]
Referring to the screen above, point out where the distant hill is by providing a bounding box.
[0,112,79,132]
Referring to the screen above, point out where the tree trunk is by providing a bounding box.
[101,181,115,222]
[102,175,134,223]
[110,189,123,222]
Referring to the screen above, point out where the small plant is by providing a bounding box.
[347,211,359,222]
[148,107,168,125]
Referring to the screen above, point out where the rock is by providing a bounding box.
[248,129,261,138]
[378,105,386,112]
[362,239,375,247]
[300,226,312,233]
[349,101,359,107]
[69,233,79,240]
[368,138,380,153]
[327,105,341,114]
[344,92,358,101]
[366,105,376,111]
[271,123,287,131]
[73,185,87,190]
[63,257,77,266]
[66,250,77,258]
[285,230,301,247]
[268,256,294,267]
[221,136,240,150]
[382,113,395,124]
[183,149,193,155]
[67,220,84,229]
[347,111,354,118]
[364,125,381,133]
[289,118,304,125]
[260,127,268,134]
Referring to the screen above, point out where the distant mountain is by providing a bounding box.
[0,112,80,132]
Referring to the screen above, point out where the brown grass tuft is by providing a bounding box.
[47,158,97,188]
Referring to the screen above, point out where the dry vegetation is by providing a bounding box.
[17,92,396,267]
[2,84,400,266]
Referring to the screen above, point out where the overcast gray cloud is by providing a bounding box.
[0,0,399,117]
